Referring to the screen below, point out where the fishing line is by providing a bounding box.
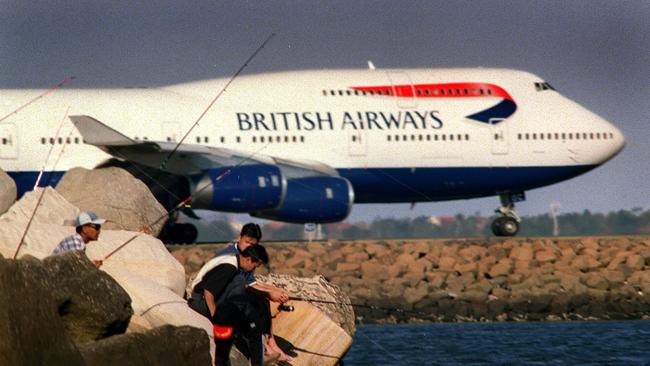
[13,107,76,259]
[0,76,75,123]
[34,106,70,189]
[159,33,276,171]
[288,296,436,318]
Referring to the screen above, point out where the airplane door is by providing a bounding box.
[162,122,180,143]
[387,71,417,109]
[0,123,18,159]
[347,129,367,156]
[490,118,509,155]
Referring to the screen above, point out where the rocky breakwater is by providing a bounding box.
[172,237,650,323]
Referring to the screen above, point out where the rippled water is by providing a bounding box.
[343,321,650,365]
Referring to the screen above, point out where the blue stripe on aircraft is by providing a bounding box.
[7,164,597,204]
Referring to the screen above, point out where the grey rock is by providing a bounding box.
[55,167,167,235]
[0,169,16,215]
[79,325,211,366]
[257,273,356,336]
[0,254,86,366]
[43,251,133,344]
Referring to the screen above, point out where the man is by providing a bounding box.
[217,223,289,303]
[51,211,105,267]
[189,245,271,366]
[216,223,292,361]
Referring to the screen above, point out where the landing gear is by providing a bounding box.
[159,222,198,244]
[491,192,523,236]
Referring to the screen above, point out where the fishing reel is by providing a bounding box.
[277,304,295,312]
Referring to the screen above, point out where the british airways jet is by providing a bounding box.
[0,68,625,242]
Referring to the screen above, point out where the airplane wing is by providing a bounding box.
[69,115,340,178]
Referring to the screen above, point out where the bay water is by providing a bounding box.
[343,321,650,365]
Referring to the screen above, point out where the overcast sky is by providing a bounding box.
[1,1,648,222]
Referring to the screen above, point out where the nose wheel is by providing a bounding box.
[492,192,523,237]
[492,216,519,236]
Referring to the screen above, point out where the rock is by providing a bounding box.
[104,268,215,362]
[55,167,167,235]
[42,251,133,344]
[458,245,486,261]
[335,262,360,272]
[79,325,211,366]
[626,254,645,271]
[535,249,556,263]
[0,168,16,215]
[86,230,186,296]
[581,273,609,291]
[363,242,390,258]
[257,274,356,336]
[488,258,512,277]
[571,255,601,272]
[0,255,86,365]
[403,282,429,304]
[509,246,533,261]
[361,262,389,281]
[270,301,353,366]
[438,256,457,271]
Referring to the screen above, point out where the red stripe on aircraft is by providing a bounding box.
[350,83,514,102]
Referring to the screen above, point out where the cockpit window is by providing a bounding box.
[534,82,556,91]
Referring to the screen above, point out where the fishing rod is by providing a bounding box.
[96,33,277,263]
[13,107,74,259]
[33,106,70,189]
[0,76,75,123]
[159,32,276,171]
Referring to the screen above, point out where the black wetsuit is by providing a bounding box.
[189,261,271,366]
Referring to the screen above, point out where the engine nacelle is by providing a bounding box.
[253,176,354,223]
[192,164,285,212]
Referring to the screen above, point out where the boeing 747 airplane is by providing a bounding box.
[0,68,625,242]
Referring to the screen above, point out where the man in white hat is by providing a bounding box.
[51,211,106,266]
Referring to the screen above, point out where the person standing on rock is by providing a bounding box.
[189,245,271,366]
[215,223,292,361]
[51,211,105,267]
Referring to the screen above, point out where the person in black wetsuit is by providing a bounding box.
[188,245,271,366]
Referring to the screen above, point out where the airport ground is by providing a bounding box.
[170,235,650,323]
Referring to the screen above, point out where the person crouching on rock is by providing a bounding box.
[51,211,105,267]
[189,245,272,366]
[215,223,293,362]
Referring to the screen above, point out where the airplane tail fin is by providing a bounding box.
[69,115,135,146]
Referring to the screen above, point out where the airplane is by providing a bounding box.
[0,68,625,242]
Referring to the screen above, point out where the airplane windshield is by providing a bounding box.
[534,82,556,91]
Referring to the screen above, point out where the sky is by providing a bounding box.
[1,1,648,223]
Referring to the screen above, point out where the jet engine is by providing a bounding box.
[191,164,286,212]
[252,176,354,223]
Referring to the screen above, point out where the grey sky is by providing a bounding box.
[1,1,648,221]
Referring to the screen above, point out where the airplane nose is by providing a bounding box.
[610,125,626,157]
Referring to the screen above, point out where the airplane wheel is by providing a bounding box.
[492,217,519,237]
[176,223,198,244]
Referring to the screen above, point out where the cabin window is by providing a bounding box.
[41,137,46,144]
[300,136,305,142]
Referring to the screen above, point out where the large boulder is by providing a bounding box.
[104,268,215,362]
[42,251,133,344]
[55,167,167,235]
[0,168,16,215]
[0,255,86,365]
[78,325,211,366]
[257,274,355,336]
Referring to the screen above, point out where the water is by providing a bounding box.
[343,321,650,365]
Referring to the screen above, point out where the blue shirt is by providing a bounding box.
[215,241,256,285]
[52,233,86,255]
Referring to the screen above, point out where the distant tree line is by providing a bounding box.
[254,208,650,241]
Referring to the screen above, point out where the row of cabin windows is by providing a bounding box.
[322,88,494,97]
[517,132,614,141]
[40,137,82,145]
[385,133,470,142]
[252,135,305,143]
